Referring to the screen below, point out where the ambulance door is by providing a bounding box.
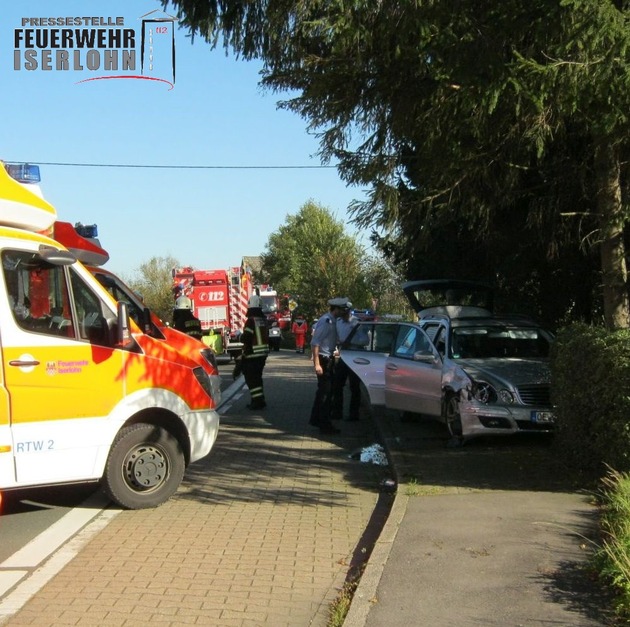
[0,348,13,485]
[1,249,125,487]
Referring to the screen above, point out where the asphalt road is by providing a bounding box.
[0,484,99,563]
[0,363,235,570]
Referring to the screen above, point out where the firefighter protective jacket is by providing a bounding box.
[242,308,270,359]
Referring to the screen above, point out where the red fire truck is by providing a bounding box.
[172,264,294,355]
[172,265,251,359]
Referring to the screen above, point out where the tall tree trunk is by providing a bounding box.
[595,138,629,329]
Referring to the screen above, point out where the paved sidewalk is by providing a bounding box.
[0,352,391,626]
[345,409,614,626]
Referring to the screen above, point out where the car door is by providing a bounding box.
[0,364,12,485]
[384,323,443,417]
[339,322,399,405]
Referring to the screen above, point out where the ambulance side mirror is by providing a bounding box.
[142,306,152,335]
[117,301,133,347]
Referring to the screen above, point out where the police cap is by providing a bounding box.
[328,297,352,309]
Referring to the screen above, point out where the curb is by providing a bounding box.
[342,492,408,626]
[343,404,409,627]
[216,375,245,410]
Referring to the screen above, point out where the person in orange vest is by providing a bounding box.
[291,314,308,353]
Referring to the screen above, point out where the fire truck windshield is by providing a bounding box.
[260,295,277,313]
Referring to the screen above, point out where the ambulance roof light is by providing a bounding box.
[75,223,98,238]
[5,163,41,184]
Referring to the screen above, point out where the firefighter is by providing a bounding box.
[238,295,270,409]
[172,295,203,340]
[291,314,308,353]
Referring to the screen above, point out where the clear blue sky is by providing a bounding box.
[1,0,369,278]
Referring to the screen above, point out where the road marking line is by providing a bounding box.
[0,494,121,621]
[1,492,111,568]
[0,573,25,600]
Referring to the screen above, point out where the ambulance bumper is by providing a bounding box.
[184,408,220,463]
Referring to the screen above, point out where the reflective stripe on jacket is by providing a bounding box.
[242,317,270,359]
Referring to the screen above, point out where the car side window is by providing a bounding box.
[69,270,110,345]
[2,250,76,338]
[432,326,447,358]
[345,323,372,350]
[413,328,434,354]
[422,323,447,356]
[422,323,439,343]
[93,271,143,328]
[393,326,417,358]
[394,325,435,359]
[373,324,397,353]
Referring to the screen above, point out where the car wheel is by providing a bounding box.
[102,423,185,510]
[444,394,463,438]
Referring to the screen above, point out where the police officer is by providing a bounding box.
[172,296,203,340]
[239,295,270,409]
[331,307,362,421]
[309,297,352,434]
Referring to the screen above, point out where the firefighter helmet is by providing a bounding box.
[176,296,192,309]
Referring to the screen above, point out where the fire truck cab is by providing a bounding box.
[172,267,245,360]
[257,284,291,330]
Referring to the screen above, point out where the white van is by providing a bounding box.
[0,163,220,509]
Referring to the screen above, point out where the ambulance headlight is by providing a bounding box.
[200,348,218,372]
[192,367,213,399]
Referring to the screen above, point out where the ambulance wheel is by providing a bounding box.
[102,424,185,510]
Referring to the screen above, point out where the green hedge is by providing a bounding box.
[551,323,630,476]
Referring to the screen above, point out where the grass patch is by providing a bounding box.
[404,476,450,496]
[594,468,630,622]
[327,573,361,627]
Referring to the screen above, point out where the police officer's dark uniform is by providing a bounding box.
[309,297,351,434]
[172,296,203,340]
[331,310,362,421]
[240,297,270,409]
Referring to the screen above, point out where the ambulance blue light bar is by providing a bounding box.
[75,223,98,238]
[4,163,41,183]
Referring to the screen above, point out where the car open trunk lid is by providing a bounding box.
[402,279,494,315]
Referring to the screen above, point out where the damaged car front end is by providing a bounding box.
[443,350,554,440]
[403,280,555,441]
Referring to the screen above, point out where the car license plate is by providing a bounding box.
[531,410,554,423]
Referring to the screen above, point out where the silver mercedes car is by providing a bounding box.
[341,280,555,442]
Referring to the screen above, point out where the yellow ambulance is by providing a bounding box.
[53,219,222,405]
[0,164,220,509]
